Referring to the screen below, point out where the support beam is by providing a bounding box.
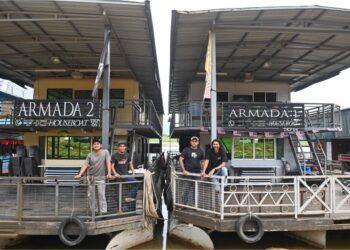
[102,24,111,150]
[210,26,217,142]
[215,24,350,35]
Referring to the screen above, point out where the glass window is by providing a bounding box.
[220,137,232,153]
[254,92,265,102]
[98,89,124,108]
[233,138,253,159]
[266,92,277,102]
[233,138,275,159]
[243,139,253,159]
[217,92,228,102]
[47,136,91,159]
[75,90,92,99]
[255,139,264,159]
[265,139,275,159]
[233,95,253,102]
[253,92,277,102]
[47,89,73,100]
[233,138,243,159]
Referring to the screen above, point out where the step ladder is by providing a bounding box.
[288,132,325,175]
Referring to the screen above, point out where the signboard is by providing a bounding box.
[223,103,305,131]
[13,100,101,128]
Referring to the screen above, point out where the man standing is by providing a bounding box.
[179,136,204,205]
[111,142,139,207]
[74,138,111,215]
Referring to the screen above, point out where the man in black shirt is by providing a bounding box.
[202,139,228,191]
[179,136,204,205]
[111,142,139,210]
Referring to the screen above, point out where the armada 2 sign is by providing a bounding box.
[13,100,101,128]
[223,103,305,130]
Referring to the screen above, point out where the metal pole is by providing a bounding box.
[211,26,217,141]
[102,24,111,150]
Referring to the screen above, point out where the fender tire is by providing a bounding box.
[236,214,264,243]
[58,216,87,246]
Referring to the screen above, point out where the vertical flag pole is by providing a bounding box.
[210,25,217,141]
[102,24,111,150]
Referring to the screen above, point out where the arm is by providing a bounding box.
[106,151,113,179]
[129,161,135,175]
[74,163,88,179]
[201,159,209,177]
[111,163,120,178]
[179,156,189,176]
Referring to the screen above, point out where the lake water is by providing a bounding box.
[7,203,350,249]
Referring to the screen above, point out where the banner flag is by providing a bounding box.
[203,31,212,100]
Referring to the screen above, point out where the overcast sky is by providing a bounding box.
[147,0,350,121]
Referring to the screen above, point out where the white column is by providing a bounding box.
[210,26,217,142]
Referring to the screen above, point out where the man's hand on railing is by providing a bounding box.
[74,174,82,180]
[182,170,189,176]
[110,172,121,179]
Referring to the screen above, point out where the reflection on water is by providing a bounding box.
[7,201,350,250]
[7,228,350,249]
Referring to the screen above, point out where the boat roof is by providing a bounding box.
[169,6,350,111]
[0,0,163,113]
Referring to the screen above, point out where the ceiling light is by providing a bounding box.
[244,72,254,82]
[280,73,309,77]
[71,71,83,79]
[35,69,66,72]
[263,62,272,69]
[50,56,61,64]
[197,72,228,76]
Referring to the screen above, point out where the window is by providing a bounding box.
[253,92,277,102]
[47,89,73,100]
[233,138,254,159]
[75,90,92,99]
[47,136,91,159]
[217,92,228,102]
[233,95,253,102]
[233,138,275,159]
[98,89,124,108]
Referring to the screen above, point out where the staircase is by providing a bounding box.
[288,131,326,175]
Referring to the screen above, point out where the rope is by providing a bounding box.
[143,169,159,229]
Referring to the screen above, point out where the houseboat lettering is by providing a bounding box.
[228,108,302,119]
[16,101,95,117]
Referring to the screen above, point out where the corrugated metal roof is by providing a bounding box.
[0,0,163,113]
[169,6,350,112]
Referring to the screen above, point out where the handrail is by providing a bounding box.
[172,170,350,219]
[0,98,162,136]
[170,101,341,134]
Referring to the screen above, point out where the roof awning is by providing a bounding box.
[169,6,350,111]
[0,0,163,113]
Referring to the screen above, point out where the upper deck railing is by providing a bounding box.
[170,101,341,135]
[111,99,162,137]
[0,99,162,137]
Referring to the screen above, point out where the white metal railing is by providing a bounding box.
[172,170,350,220]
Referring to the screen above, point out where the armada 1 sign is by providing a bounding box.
[223,103,305,130]
[13,100,102,128]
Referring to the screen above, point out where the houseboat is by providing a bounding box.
[0,0,162,247]
[168,6,350,248]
